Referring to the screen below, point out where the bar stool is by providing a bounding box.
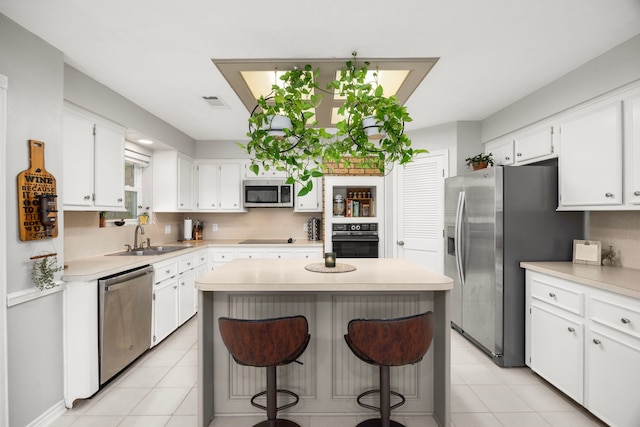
[218,315,310,427]
[344,311,435,427]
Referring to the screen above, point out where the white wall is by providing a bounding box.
[482,34,640,142]
[0,13,65,426]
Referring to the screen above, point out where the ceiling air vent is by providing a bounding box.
[202,95,229,109]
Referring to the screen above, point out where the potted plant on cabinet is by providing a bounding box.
[465,153,494,170]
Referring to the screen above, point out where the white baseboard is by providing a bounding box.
[26,399,66,427]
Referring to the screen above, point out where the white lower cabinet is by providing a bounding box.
[526,270,640,427]
[152,248,207,346]
[207,245,322,270]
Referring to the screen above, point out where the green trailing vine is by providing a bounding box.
[32,255,63,290]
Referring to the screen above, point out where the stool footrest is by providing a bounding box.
[251,389,300,412]
[356,389,406,412]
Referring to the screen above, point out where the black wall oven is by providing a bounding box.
[331,223,379,258]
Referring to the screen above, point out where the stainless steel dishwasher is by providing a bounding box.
[98,265,154,385]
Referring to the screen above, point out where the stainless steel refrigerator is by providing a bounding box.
[445,165,584,367]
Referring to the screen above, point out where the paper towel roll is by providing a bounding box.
[184,218,193,240]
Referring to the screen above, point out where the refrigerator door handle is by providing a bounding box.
[455,190,466,286]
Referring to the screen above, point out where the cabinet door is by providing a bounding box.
[178,271,196,325]
[530,304,584,403]
[559,102,623,207]
[93,122,125,209]
[487,139,514,166]
[587,329,640,427]
[295,177,322,211]
[626,94,640,205]
[177,155,194,210]
[514,126,554,163]
[153,279,178,346]
[197,163,220,210]
[219,163,242,210]
[63,110,94,207]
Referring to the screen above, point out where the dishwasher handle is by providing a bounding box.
[101,265,154,290]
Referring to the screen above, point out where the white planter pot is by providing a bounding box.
[263,115,291,139]
[362,115,385,140]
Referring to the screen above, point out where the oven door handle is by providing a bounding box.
[331,236,380,242]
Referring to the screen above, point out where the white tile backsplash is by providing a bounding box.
[589,211,640,269]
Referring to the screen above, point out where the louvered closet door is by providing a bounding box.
[396,153,446,273]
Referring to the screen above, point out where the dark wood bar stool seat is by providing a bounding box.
[218,315,310,427]
[344,311,435,427]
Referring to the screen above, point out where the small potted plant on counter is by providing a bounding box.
[465,153,494,170]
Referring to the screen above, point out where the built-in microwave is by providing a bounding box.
[243,180,294,208]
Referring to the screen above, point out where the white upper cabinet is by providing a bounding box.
[244,163,287,179]
[513,125,555,163]
[63,106,125,210]
[624,93,640,205]
[196,160,245,212]
[485,125,555,167]
[152,151,194,212]
[558,101,623,209]
[294,177,323,212]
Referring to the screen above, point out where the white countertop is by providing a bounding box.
[196,258,453,292]
[520,261,640,299]
[62,239,323,282]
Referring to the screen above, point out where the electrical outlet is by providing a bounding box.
[164,224,171,234]
[211,224,218,232]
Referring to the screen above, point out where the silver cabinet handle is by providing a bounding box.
[84,195,91,200]
[549,292,556,298]
[605,192,614,198]
[593,339,601,345]
[517,153,522,157]
[117,198,123,202]
[567,327,575,332]
[635,191,640,196]
[397,241,405,246]
[505,156,510,160]
[621,318,631,324]
[165,269,171,274]
[173,285,178,289]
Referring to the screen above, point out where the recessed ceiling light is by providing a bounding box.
[213,57,439,128]
[137,139,154,145]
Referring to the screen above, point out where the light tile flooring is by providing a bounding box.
[51,317,607,427]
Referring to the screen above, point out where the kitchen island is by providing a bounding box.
[195,258,453,427]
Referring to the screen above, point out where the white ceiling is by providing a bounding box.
[1,0,639,143]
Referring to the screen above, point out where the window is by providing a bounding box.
[103,161,144,222]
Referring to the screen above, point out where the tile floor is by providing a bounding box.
[51,317,607,427]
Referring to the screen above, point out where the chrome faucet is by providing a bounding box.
[134,224,145,249]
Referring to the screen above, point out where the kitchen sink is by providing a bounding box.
[107,246,188,256]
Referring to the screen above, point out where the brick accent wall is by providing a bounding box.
[322,156,385,177]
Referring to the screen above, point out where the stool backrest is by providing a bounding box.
[219,315,310,367]
[345,311,435,366]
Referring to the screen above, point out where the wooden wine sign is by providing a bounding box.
[17,140,59,241]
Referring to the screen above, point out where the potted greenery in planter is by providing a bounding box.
[465,152,494,170]
[240,54,427,195]
[329,53,425,173]
[32,254,63,290]
[242,64,332,196]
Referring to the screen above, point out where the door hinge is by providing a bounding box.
[152,293,156,301]
[92,124,96,136]
[153,335,156,343]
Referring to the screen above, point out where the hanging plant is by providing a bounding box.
[31,254,63,290]
[241,64,331,196]
[240,54,427,195]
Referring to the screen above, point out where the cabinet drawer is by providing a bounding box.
[235,251,264,259]
[153,261,178,283]
[179,255,197,273]
[212,251,234,263]
[194,251,207,267]
[590,294,640,339]
[531,276,584,316]
[265,252,294,259]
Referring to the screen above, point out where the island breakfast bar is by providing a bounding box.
[196,258,453,427]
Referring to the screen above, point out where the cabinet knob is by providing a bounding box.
[634,191,640,196]
[397,241,405,246]
[567,327,575,332]
[173,285,178,289]
[117,198,123,202]
[84,195,91,200]
[621,318,631,324]
[549,292,556,298]
[605,192,614,198]
[505,156,510,161]
[517,153,522,157]
[593,339,602,345]
[165,269,171,274]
